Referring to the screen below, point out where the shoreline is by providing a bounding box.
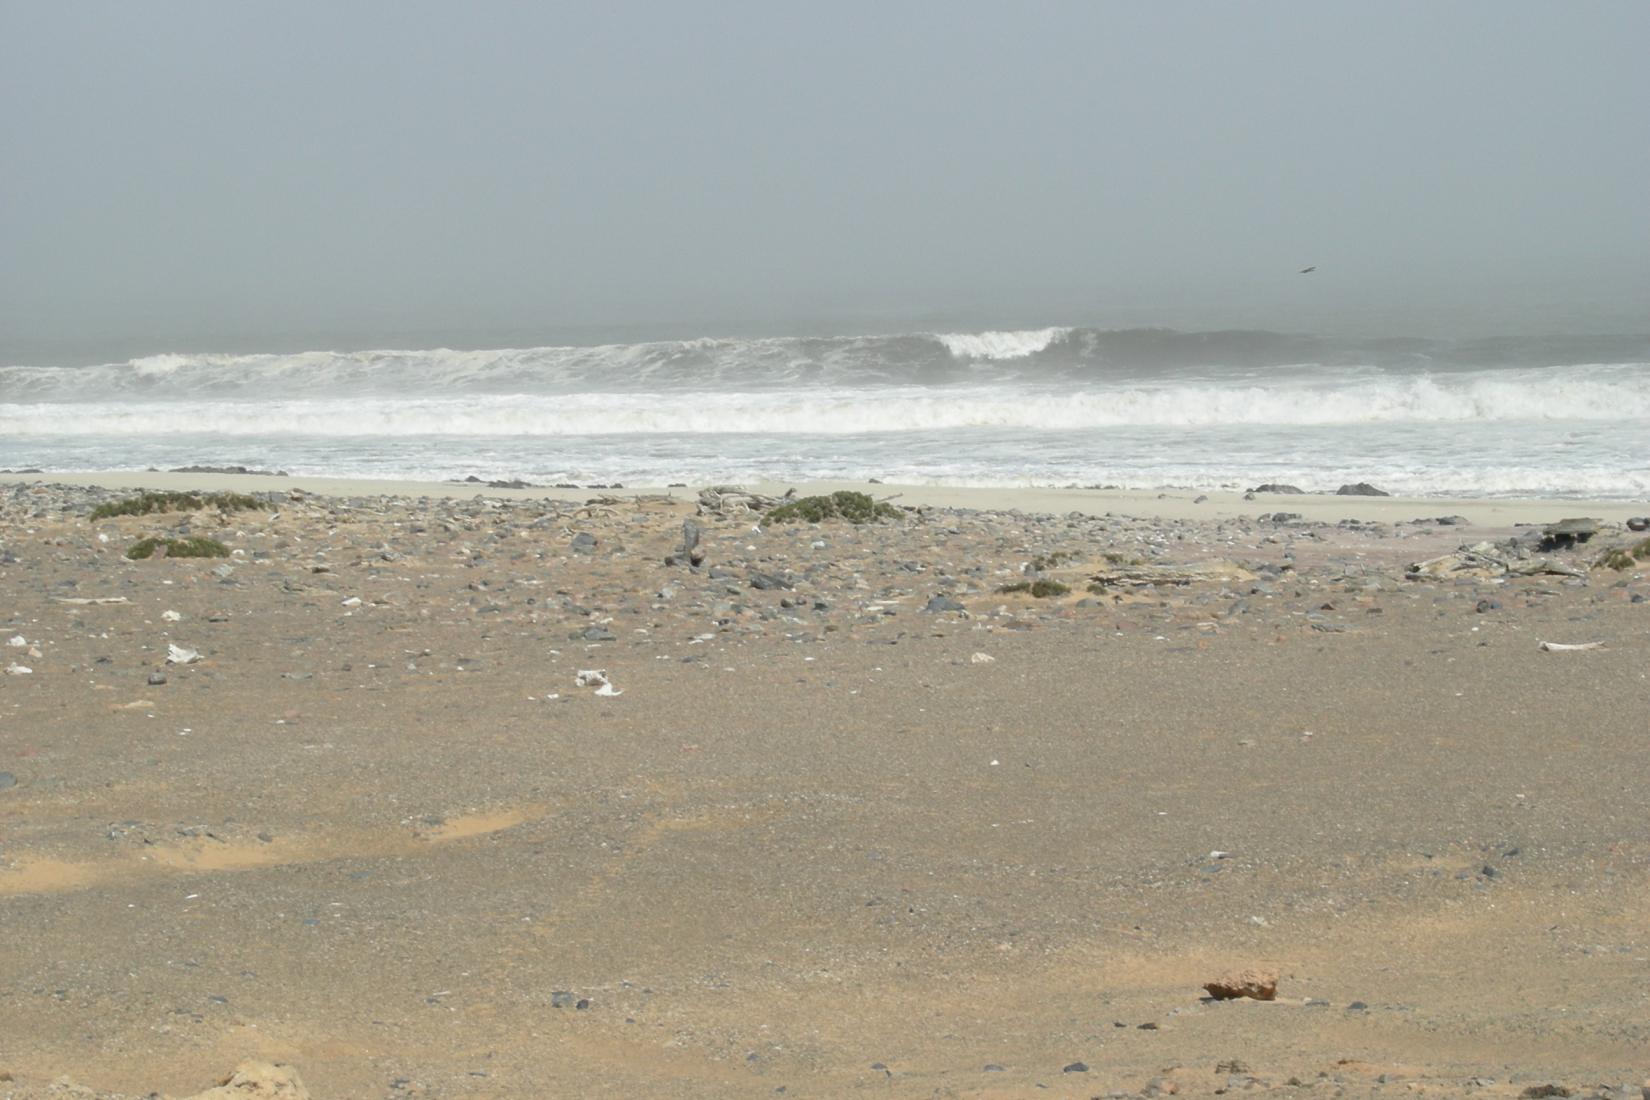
[2,468,1645,526]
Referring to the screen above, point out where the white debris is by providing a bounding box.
[341,596,362,607]
[6,635,25,647]
[161,610,182,622]
[166,644,202,664]
[1210,850,1230,860]
[4,663,32,675]
[1538,640,1605,652]
[575,669,621,695]
[970,652,996,664]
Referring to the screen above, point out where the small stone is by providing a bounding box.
[550,991,576,1008]
[0,771,16,791]
[148,670,168,685]
[1336,482,1391,496]
[1346,1000,1368,1011]
[1519,1086,1573,1099]
[1063,1061,1089,1073]
[569,532,597,553]
[574,626,617,642]
[924,595,966,613]
[1202,968,1278,1001]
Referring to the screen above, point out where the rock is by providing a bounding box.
[550,990,576,1008]
[1202,968,1278,1001]
[0,771,16,790]
[178,1061,310,1099]
[924,595,966,613]
[1062,1061,1089,1073]
[569,532,598,553]
[1519,1087,1573,1099]
[1540,518,1598,549]
[1249,484,1305,494]
[750,572,794,591]
[573,625,616,642]
[147,670,168,685]
[1627,516,1649,532]
[1336,482,1390,496]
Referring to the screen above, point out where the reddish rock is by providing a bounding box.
[1203,968,1278,1001]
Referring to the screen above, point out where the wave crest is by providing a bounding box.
[934,327,1070,360]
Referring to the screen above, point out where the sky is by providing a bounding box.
[2,1,1647,362]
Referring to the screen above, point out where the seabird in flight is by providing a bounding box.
[1298,266,1316,274]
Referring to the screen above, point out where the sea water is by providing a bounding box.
[3,327,1647,497]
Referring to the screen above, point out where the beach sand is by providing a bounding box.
[1,474,1647,1099]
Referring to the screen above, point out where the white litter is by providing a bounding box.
[575,669,622,696]
[6,635,25,647]
[4,663,32,675]
[166,644,202,664]
[161,610,182,622]
[1538,640,1605,652]
[341,596,362,608]
[970,652,996,664]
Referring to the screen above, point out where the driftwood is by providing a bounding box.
[1407,541,1584,581]
[697,485,785,517]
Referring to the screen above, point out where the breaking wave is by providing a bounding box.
[4,327,1648,400]
[935,327,1070,360]
[4,365,1648,437]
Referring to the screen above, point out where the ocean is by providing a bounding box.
[3,327,1648,498]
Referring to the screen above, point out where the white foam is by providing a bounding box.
[934,327,1070,360]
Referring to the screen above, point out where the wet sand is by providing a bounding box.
[1,476,1648,1099]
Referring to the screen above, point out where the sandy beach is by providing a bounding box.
[2,474,1648,1099]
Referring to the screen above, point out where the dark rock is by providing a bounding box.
[750,572,794,591]
[0,771,16,790]
[148,671,168,685]
[569,532,598,553]
[1627,516,1649,532]
[1475,598,1501,613]
[1336,482,1391,496]
[1062,1062,1089,1073]
[1540,518,1598,549]
[1346,1000,1368,1011]
[924,595,966,613]
[1520,1087,1573,1099]
[1249,483,1305,494]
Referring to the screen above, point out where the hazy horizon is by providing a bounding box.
[4,1,1648,365]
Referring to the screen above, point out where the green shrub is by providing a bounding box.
[997,579,1070,598]
[91,491,262,520]
[1596,537,1650,571]
[765,491,901,525]
[1029,550,1079,571]
[126,536,231,560]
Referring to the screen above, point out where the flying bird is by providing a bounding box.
[1298,266,1316,274]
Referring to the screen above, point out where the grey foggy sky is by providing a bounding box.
[2,1,1647,362]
